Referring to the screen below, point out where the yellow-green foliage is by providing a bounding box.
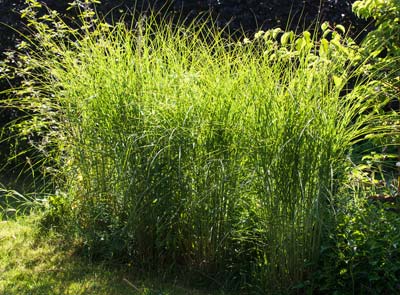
[1,0,396,293]
[353,0,400,57]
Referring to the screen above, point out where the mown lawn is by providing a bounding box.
[0,214,226,295]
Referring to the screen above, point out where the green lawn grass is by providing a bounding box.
[0,214,226,295]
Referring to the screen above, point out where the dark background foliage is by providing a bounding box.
[0,0,372,72]
[0,0,367,56]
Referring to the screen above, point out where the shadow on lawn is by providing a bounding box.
[0,216,219,295]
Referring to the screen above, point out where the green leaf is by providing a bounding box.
[295,38,304,51]
[280,31,294,46]
[333,75,343,87]
[321,21,330,32]
[320,38,329,57]
[335,24,346,34]
[303,31,311,43]
[272,28,283,39]
[323,29,333,38]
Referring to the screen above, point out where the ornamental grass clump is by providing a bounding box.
[1,0,394,292]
